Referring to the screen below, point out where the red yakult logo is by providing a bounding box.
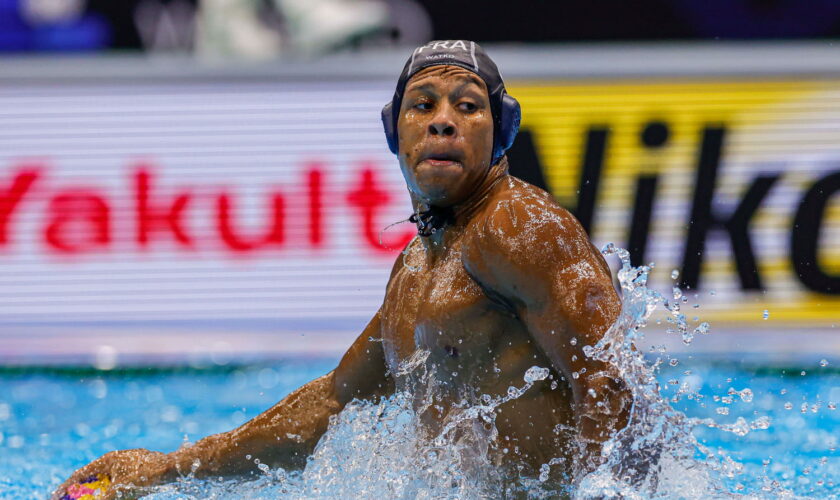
[0,160,415,257]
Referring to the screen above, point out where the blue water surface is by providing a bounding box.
[0,356,837,498]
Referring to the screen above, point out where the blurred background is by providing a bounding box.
[0,0,839,366]
[2,2,840,497]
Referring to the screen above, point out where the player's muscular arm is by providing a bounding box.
[464,194,630,467]
[170,310,393,475]
[52,312,392,499]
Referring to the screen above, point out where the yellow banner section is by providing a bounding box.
[506,79,840,325]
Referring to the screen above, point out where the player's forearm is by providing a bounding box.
[574,372,632,469]
[170,372,342,477]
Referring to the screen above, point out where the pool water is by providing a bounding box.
[4,248,839,499]
[0,356,837,499]
[0,359,334,499]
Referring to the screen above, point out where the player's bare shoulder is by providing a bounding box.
[468,175,590,263]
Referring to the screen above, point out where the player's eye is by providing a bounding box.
[414,101,433,111]
[458,101,477,112]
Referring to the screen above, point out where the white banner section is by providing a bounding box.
[0,81,416,359]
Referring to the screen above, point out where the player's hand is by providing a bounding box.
[51,449,174,500]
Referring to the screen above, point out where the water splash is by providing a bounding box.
[143,244,777,499]
[146,355,562,499]
[573,244,775,499]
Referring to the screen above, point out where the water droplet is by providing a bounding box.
[820,359,829,367]
[669,358,679,366]
[539,463,551,482]
[694,322,710,335]
[739,388,753,403]
[716,407,729,415]
[524,366,550,383]
[784,402,793,410]
[572,372,580,380]
[671,269,679,280]
[729,417,750,436]
[750,416,771,430]
[762,309,769,320]
[570,337,577,346]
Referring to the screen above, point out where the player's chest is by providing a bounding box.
[380,244,502,365]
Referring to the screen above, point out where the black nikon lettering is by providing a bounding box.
[510,122,839,296]
[791,171,840,294]
[679,127,780,291]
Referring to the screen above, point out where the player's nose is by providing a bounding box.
[428,105,457,138]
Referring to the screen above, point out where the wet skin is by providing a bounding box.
[54,66,630,499]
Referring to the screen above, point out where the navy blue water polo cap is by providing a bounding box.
[381,40,521,164]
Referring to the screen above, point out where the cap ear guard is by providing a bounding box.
[493,93,521,162]
[381,92,521,162]
[381,101,398,154]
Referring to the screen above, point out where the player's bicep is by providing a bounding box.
[470,202,619,386]
[523,250,621,396]
[552,255,619,337]
[333,309,393,405]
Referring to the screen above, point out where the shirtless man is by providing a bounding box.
[54,40,630,498]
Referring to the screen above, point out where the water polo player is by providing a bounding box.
[54,40,631,498]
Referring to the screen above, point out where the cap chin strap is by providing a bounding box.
[409,158,508,238]
[409,205,456,237]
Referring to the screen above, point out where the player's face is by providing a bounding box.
[397,65,494,207]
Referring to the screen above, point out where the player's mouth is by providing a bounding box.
[418,151,463,168]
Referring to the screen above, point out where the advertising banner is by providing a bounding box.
[1,73,838,358]
[0,81,408,328]
[508,79,840,326]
